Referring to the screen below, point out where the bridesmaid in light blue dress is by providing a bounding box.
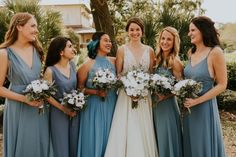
[0,13,52,157]
[153,27,183,157]
[183,16,226,157]
[77,32,117,157]
[44,37,79,157]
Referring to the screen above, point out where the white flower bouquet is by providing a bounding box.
[23,79,57,114]
[120,68,150,109]
[61,89,87,112]
[92,68,117,101]
[149,74,175,95]
[173,79,202,115]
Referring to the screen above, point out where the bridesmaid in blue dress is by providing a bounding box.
[153,26,183,157]
[77,32,117,157]
[0,12,52,157]
[44,37,79,157]
[183,16,227,157]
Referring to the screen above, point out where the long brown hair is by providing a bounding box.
[156,26,180,69]
[0,12,44,61]
[190,16,220,53]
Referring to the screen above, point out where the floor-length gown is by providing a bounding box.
[104,45,158,157]
[77,56,117,157]
[3,48,52,157]
[49,61,79,157]
[183,53,226,157]
[153,66,183,157]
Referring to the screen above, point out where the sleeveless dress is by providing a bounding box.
[49,61,79,157]
[183,53,226,157]
[104,45,158,157]
[77,56,117,157]
[152,66,183,157]
[3,48,52,157]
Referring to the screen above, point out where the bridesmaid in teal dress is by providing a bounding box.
[77,32,117,157]
[153,26,183,157]
[0,12,52,157]
[44,37,79,157]
[183,16,227,157]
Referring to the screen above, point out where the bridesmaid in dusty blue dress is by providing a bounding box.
[44,37,79,157]
[77,32,117,157]
[153,27,183,157]
[183,16,226,157]
[0,12,52,157]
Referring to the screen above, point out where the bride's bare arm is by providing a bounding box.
[149,47,155,73]
[116,47,124,77]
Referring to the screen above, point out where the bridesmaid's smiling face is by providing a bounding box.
[60,40,76,60]
[98,34,112,54]
[160,30,174,54]
[18,17,39,42]
[188,23,203,45]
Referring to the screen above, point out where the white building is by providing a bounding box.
[0,0,95,47]
[40,0,95,48]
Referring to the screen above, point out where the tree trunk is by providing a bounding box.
[90,0,117,56]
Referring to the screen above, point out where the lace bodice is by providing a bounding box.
[122,45,150,74]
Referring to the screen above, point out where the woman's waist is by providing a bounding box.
[9,84,28,94]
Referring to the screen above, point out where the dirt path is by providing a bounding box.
[0,110,235,157]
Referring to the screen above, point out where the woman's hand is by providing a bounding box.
[62,106,77,117]
[23,97,43,108]
[184,98,199,108]
[96,89,107,97]
[156,94,167,102]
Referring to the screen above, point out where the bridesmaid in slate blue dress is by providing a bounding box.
[44,37,79,157]
[153,26,183,157]
[183,16,227,157]
[77,32,117,157]
[0,12,52,157]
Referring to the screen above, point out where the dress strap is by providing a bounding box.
[207,47,214,57]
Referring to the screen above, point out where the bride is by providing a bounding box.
[104,17,158,157]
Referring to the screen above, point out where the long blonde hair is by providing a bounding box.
[0,12,44,61]
[156,26,180,69]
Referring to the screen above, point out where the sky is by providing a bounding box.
[0,0,236,23]
[202,0,236,23]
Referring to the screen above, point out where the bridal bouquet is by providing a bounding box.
[173,79,202,116]
[92,68,117,101]
[120,68,150,109]
[60,89,87,112]
[23,79,57,114]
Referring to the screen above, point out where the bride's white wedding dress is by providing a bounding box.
[104,45,158,157]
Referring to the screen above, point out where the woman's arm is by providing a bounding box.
[172,57,184,80]
[149,47,156,73]
[0,49,40,107]
[115,46,124,77]
[77,60,106,97]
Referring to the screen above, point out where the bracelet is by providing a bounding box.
[81,88,86,93]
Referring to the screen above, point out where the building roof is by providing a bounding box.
[40,0,90,7]
[74,27,96,34]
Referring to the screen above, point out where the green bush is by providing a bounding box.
[227,62,236,90]
[217,89,236,110]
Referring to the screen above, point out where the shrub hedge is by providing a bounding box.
[227,62,236,90]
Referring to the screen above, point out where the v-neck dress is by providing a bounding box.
[183,53,226,157]
[49,61,79,157]
[3,47,52,157]
[153,66,183,157]
[104,45,158,157]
